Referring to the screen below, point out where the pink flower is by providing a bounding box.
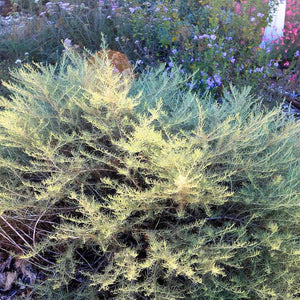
[234,2,241,14]
[289,74,297,82]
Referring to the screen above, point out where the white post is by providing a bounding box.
[261,0,287,47]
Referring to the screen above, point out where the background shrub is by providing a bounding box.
[0,0,283,100]
[268,0,300,61]
[0,51,299,299]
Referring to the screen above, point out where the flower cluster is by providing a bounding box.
[275,0,300,59]
[39,1,89,16]
[0,0,285,99]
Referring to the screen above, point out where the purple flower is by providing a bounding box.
[129,7,141,14]
[222,52,227,57]
[254,66,264,73]
[210,34,217,40]
[230,56,235,63]
[198,34,210,39]
[171,49,178,55]
[63,38,72,49]
[257,13,265,17]
[213,74,222,86]
[274,62,279,67]
[295,50,300,57]
[206,77,215,88]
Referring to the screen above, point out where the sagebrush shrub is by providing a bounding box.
[0,51,299,299]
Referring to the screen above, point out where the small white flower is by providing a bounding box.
[15,59,22,64]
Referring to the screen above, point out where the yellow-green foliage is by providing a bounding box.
[0,51,299,299]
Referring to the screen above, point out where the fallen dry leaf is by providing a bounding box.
[4,271,17,291]
[14,259,36,285]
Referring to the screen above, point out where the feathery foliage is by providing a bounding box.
[0,51,299,299]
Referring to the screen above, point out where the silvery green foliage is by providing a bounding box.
[0,52,299,299]
[130,64,199,132]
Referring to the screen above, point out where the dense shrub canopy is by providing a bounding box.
[0,51,299,299]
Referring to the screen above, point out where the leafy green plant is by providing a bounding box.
[0,51,299,299]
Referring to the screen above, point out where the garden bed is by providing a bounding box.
[0,1,299,299]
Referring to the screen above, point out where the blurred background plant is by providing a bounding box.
[269,0,300,61]
[0,0,293,101]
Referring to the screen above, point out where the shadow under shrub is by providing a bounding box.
[0,52,299,299]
